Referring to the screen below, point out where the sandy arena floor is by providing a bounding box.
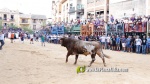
[0,39,150,84]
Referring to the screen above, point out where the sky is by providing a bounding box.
[0,0,52,18]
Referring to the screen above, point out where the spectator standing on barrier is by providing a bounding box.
[0,31,5,50]
[135,36,142,54]
[147,36,150,54]
[141,36,147,54]
[110,15,114,23]
[116,35,120,51]
[121,35,126,52]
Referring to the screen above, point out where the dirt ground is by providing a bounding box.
[0,39,150,84]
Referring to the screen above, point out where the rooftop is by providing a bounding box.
[31,14,47,19]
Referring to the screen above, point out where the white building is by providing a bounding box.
[109,0,150,19]
[60,0,86,23]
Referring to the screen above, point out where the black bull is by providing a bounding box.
[60,37,110,67]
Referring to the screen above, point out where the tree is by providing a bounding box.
[23,27,34,34]
[8,24,18,29]
[41,21,46,28]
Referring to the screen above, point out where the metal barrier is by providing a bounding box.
[107,23,124,35]
[51,26,64,35]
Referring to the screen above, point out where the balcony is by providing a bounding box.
[20,21,29,24]
[76,4,84,10]
[69,7,75,13]
[3,18,15,22]
[76,4,84,15]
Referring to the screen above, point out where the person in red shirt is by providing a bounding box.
[10,32,14,43]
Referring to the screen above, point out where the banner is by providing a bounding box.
[124,22,147,32]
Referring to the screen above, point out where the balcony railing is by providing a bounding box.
[76,4,84,10]
[3,18,15,21]
[20,21,29,24]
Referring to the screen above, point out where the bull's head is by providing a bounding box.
[60,37,67,46]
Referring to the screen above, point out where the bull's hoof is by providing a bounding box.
[104,64,106,67]
[66,60,68,63]
[74,63,76,65]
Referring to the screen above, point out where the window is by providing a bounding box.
[11,15,14,21]
[22,19,28,23]
[67,3,68,9]
[4,23,7,26]
[63,6,65,11]
[33,25,36,30]
[4,14,7,20]
[33,19,36,23]
[11,23,13,26]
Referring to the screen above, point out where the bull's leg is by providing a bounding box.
[97,51,106,67]
[66,52,71,63]
[74,55,79,65]
[88,54,96,67]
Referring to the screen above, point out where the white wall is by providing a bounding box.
[109,0,146,19]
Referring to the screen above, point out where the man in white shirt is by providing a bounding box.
[106,35,111,49]
[101,35,106,49]
[0,31,5,50]
[135,36,142,53]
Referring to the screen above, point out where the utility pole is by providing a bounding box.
[104,0,108,36]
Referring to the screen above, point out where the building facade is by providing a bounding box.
[19,14,31,29]
[0,8,47,30]
[0,8,19,28]
[55,0,86,22]
[109,0,150,19]
[86,0,109,21]
[31,14,47,30]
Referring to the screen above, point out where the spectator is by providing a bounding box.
[0,31,5,50]
[141,36,147,54]
[111,35,116,50]
[106,35,111,49]
[116,35,120,51]
[130,36,136,52]
[147,36,150,54]
[135,36,142,54]
[101,35,106,49]
[126,36,132,52]
[121,35,126,52]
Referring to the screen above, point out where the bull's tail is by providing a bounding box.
[102,53,111,59]
[99,42,111,59]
